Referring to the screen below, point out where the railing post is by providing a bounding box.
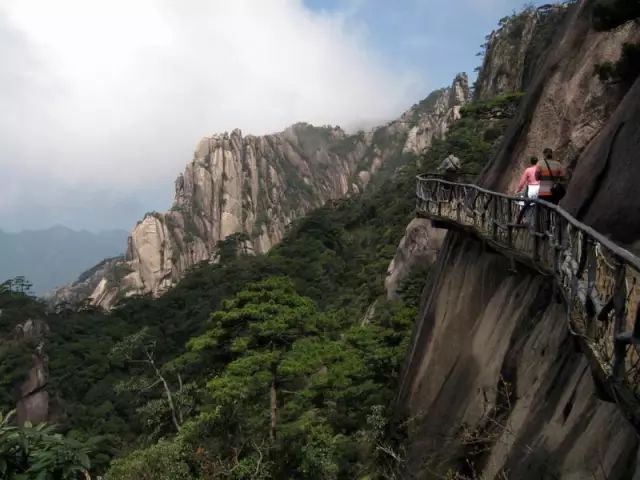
[553,214,563,276]
[507,199,513,248]
[473,192,479,228]
[633,304,640,339]
[612,262,628,380]
[569,231,587,320]
[429,182,436,214]
[449,185,455,221]
[585,242,597,338]
[491,197,498,240]
[480,195,487,234]
[532,204,541,263]
[541,208,552,269]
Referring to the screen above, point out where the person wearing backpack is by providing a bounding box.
[537,148,567,204]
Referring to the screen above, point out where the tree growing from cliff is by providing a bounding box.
[110,328,194,434]
[215,232,251,264]
[1,276,33,296]
[595,42,640,88]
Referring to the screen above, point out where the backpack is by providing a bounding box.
[543,158,566,203]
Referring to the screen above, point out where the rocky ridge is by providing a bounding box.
[49,256,123,307]
[57,75,470,309]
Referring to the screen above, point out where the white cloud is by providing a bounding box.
[0,0,424,229]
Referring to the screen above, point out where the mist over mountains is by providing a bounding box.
[0,226,127,294]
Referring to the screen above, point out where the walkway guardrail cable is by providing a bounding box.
[416,174,640,423]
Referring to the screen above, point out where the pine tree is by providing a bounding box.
[190,277,319,442]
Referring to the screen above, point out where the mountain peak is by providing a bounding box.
[52,75,469,309]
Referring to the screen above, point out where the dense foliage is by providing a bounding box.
[0,166,422,477]
[595,42,640,87]
[0,94,515,478]
[0,411,92,480]
[431,93,522,173]
[105,278,415,478]
[592,0,640,91]
[592,0,640,31]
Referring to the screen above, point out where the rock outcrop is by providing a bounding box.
[56,75,470,309]
[14,318,49,425]
[47,256,124,308]
[474,4,567,100]
[384,219,445,300]
[402,75,469,155]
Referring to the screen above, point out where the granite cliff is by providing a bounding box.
[56,75,470,309]
[474,4,567,101]
[395,1,640,477]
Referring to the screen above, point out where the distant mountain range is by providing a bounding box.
[0,226,127,295]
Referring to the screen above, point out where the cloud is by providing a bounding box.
[0,0,424,230]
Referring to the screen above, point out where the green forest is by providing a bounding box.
[0,93,518,479]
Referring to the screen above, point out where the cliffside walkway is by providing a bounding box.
[416,174,640,426]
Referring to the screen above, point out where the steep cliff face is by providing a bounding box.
[474,5,568,100]
[562,77,640,246]
[403,81,468,156]
[482,2,640,195]
[385,8,572,301]
[398,236,638,479]
[474,8,538,99]
[397,1,640,477]
[61,75,469,308]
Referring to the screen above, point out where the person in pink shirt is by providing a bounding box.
[516,156,540,198]
[514,156,540,225]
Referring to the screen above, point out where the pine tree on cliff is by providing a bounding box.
[189,277,319,441]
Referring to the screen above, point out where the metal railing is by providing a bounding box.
[416,174,640,421]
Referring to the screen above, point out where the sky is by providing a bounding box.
[0,0,546,233]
